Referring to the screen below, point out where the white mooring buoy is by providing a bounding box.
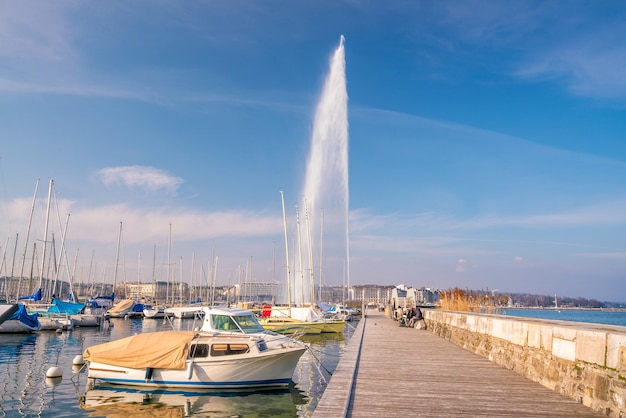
[46,366,63,378]
[72,355,85,366]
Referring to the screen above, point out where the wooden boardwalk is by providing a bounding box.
[313,309,602,417]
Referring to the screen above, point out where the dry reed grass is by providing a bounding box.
[438,287,506,314]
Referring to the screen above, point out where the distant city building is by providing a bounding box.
[391,285,440,309]
[0,276,71,301]
[350,284,395,305]
[316,285,350,304]
[1,274,441,310]
[234,282,282,304]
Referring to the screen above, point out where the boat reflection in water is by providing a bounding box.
[80,382,307,417]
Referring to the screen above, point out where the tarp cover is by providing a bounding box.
[107,299,135,314]
[285,306,323,322]
[48,298,85,314]
[9,304,39,328]
[84,331,197,369]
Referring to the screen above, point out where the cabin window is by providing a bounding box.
[210,343,251,356]
[189,344,210,358]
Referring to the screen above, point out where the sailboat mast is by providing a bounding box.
[10,233,18,281]
[190,250,195,304]
[18,179,39,298]
[279,189,291,310]
[295,204,304,305]
[57,213,74,300]
[304,201,315,305]
[70,248,79,301]
[319,212,324,304]
[112,221,122,301]
[37,179,53,293]
[179,256,183,305]
[0,237,9,300]
[211,255,218,306]
[28,242,36,296]
[137,250,142,301]
[151,245,156,302]
[167,224,172,305]
[87,250,95,298]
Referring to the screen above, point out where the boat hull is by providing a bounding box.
[38,314,74,331]
[0,319,41,333]
[143,308,165,319]
[0,304,41,333]
[72,314,103,327]
[259,318,324,335]
[320,320,346,333]
[87,347,305,389]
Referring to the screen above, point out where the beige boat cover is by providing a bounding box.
[107,299,135,314]
[84,331,197,369]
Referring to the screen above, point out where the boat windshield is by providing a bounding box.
[232,314,265,334]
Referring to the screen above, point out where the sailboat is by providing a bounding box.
[0,303,41,333]
[258,190,345,334]
[106,222,138,318]
[143,245,166,319]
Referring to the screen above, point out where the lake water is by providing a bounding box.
[501,308,626,327]
[0,316,358,417]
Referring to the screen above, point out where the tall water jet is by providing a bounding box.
[299,35,349,304]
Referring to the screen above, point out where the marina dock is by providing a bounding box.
[313,308,602,417]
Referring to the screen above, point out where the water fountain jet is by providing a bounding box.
[298,35,349,304]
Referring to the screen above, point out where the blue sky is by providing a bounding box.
[0,2,625,302]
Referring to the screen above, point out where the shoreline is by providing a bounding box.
[504,306,626,312]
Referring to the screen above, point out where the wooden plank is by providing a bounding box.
[313,309,602,417]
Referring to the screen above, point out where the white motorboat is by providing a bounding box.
[84,330,306,389]
[143,305,166,319]
[194,306,306,348]
[164,306,203,319]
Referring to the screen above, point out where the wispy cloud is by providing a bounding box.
[98,166,184,194]
[0,2,76,65]
[576,252,626,260]
[432,2,626,102]
[4,197,282,245]
[515,36,626,102]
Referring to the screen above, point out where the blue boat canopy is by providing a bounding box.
[48,298,86,315]
[9,304,40,329]
[18,288,42,301]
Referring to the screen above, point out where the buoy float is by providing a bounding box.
[46,366,63,378]
[73,355,85,366]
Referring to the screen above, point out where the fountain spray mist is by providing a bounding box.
[299,35,349,304]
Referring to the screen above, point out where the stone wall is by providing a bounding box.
[422,309,626,417]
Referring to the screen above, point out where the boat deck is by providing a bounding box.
[313,309,602,417]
